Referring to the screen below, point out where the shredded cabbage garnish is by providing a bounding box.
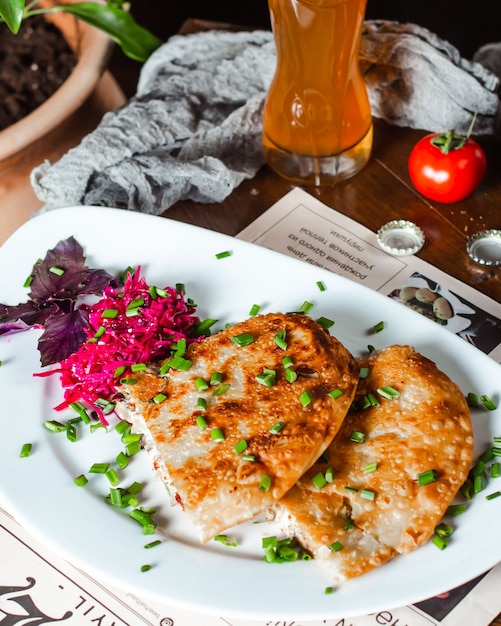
[48,268,200,423]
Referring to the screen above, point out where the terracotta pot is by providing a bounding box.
[0,1,127,244]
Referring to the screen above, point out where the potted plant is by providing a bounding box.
[0,0,162,242]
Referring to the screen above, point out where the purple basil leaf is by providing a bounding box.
[29,236,114,301]
[79,268,117,295]
[38,310,89,367]
[0,301,59,335]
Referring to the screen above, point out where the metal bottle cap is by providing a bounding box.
[376,220,425,256]
[466,229,501,266]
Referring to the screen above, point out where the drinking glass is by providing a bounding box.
[263,0,372,186]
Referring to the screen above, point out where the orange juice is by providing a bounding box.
[263,0,372,185]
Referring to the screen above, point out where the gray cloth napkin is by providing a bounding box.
[31,21,500,215]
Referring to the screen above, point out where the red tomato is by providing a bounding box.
[408,130,487,203]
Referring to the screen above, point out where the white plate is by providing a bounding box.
[0,207,500,621]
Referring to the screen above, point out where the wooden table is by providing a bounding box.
[166,115,500,307]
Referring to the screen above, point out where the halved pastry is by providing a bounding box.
[119,312,358,543]
[273,344,474,582]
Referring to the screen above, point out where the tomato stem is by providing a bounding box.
[430,114,477,155]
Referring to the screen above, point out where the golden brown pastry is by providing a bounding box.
[119,312,358,543]
[273,344,474,582]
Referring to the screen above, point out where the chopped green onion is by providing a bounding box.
[285,368,297,383]
[116,451,129,470]
[299,390,313,407]
[74,474,88,487]
[144,540,162,549]
[317,316,334,329]
[325,587,334,595]
[195,377,209,392]
[232,333,255,347]
[373,320,385,333]
[360,489,376,501]
[66,422,77,443]
[344,517,355,531]
[367,393,380,407]
[44,420,66,432]
[49,266,65,276]
[325,467,335,482]
[249,304,261,316]
[130,508,157,535]
[432,534,448,550]
[445,503,467,516]
[215,250,231,259]
[140,564,152,572]
[435,522,454,538]
[120,377,137,385]
[209,372,223,386]
[212,383,231,396]
[343,486,358,493]
[256,369,277,388]
[282,356,294,369]
[89,462,110,474]
[359,367,369,379]
[298,300,314,314]
[234,439,248,454]
[418,469,439,486]
[211,428,225,442]
[125,441,141,456]
[349,430,365,443]
[259,474,272,492]
[480,395,497,411]
[19,443,32,458]
[115,420,130,435]
[70,401,91,423]
[23,274,33,288]
[194,318,218,336]
[467,392,479,407]
[102,308,119,319]
[491,462,500,478]
[274,330,287,350]
[152,393,167,404]
[377,386,400,400]
[363,462,378,474]
[113,365,126,378]
[196,397,207,411]
[328,388,343,399]
[214,534,237,547]
[196,415,208,430]
[312,472,327,490]
[242,454,257,462]
[131,363,147,372]
[473,474,485,494]
[121,433,142,445]
[159,355,192,374]
[105,468,120,486]
[316,280,326,292]
[486,491,501,500]
[329,541,344,552]
[269,421,285,435]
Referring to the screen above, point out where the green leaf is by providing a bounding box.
[54,3,162,62]
[0,0,25,33]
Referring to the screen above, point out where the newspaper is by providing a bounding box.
[238,188,501,364]
[1,187,501,626]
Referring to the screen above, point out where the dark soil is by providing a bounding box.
[0,14,77,131]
